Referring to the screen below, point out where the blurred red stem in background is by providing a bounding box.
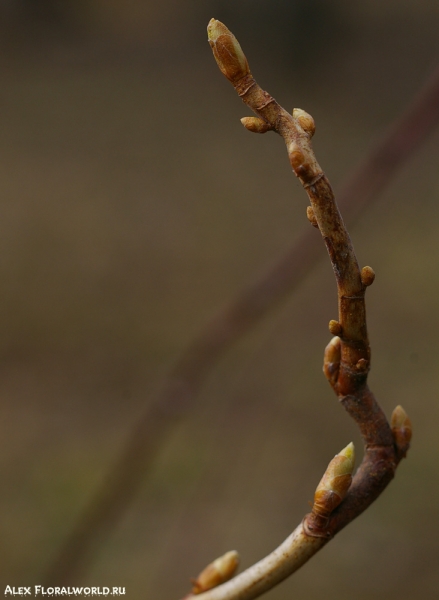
[43,61,439,585]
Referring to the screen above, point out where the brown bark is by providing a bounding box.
[42,17,439,587]
[177,20,413,599]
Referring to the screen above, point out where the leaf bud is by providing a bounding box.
[361,265,375,286]
[289,147,305,172]
[207,19,250,84]
[240,116,271,133]
[323,336,341,385]
[191,550,240,594]
[391,405,412,457]
[312,442,355,520]
[293,108,316,137]
[328,319,342,336]
[306,206,319,228]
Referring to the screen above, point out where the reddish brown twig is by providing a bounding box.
[42,23,439,586]
[177,19,413,600]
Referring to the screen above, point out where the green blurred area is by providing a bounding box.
[0,1,439,598]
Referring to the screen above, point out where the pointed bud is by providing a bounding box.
[323,336,341,385]
[293,108,316,137]
[241,116,271,133]
[207,19,250,84]
[191,550,240,594]
[391,405,412,458]
[312,443,355,520]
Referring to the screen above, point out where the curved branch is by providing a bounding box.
[185,525,325,600]
[41,19,439,586]
[178,19,413,600]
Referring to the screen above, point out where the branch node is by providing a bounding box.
[255,97,276,111]
[302,517,332,539]
[303,172,325,188]
[236,76,256,97]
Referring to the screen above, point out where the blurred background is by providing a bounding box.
[1,1,439,598]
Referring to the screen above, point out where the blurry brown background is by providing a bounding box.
[1,1,439,598]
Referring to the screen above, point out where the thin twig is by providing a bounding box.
[42,23,439,585]
[177,19,412,600]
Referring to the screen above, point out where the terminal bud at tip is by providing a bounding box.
[191,550,240,594]
[207,19,250,84]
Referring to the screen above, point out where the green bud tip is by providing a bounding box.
[207,19,250,84]
[337,442,355,475]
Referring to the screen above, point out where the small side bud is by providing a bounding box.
[306,206,319,228]
[293,108,316,137]
[240,116,271,133]
[361,266,375,287]
[312,442,355,521]
[191,550,240,594]
[355,358,369,372]
[207,19,250,84]
[288,144,316,182]
[391,405,412,458]
[328,319,342,336]
[289,148,305,172]
[323,336,341,386]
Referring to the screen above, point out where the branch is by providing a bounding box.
[177,19,413,600]
[42,22,439,586]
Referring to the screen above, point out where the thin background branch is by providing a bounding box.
[44,60,439,585]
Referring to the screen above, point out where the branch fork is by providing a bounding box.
[179,19,413,600]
